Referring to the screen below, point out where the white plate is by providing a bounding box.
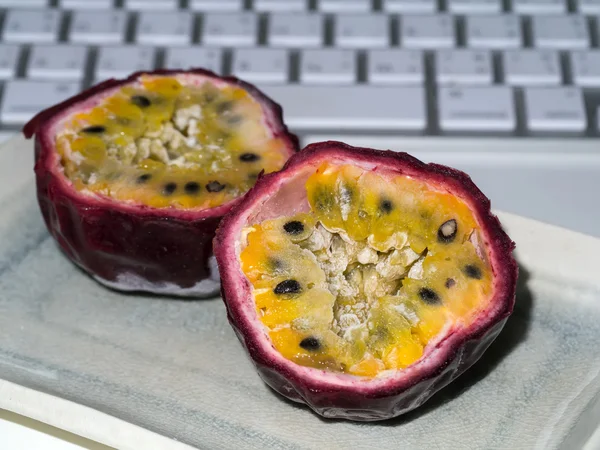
[1,137,599,450]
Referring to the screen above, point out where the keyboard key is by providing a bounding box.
[1,80,80,125]
[124,0,178,9]
[3,9,61,43]
[59,0,113,7]
[258,85,426,130]
[503,50,561,85]
[435,49,493,85]
[202,13,257,47]
[367,49,424,84]
[27,44,87,80]
[70,10,127,44]
[447,0,502,13]
[570,51,600,86]
[400,14,455,49]
[511,0,566,13]
[382,0,437,12]
[0,0,47,5]
[165,47,223,73]
[232,49,288,84]
[268,13,323,48]
[317,0,371,12]
[524,87,585,132]
[0,44,21,80]
[136,11,193,46]
[334,15,388,48]
[300,49,356,85]
[96,46,155,81]
[531,15,589,49]
[254,0,306,11]
[577,0,600,13]
[189,0,243,10]
[466,15,522,49]
[438,86,515,131]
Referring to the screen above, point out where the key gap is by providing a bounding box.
[567,0,577,13]
[492,50,504,84]
[582,87,600,134]
[560,50,572,85]
[502,0,510,13]
[455,15,466,47]
[222,48,233,76]
[308,0,317,11]
[192,11,201,44]
[115,0,124,8]
[82,46,96,90]
[258,12,268,46]
[589,16,598,48]
[289,49,300,83]
[58,9,70,42]
[155,47,166,70]
[324,14,334,47]
[181,0,189,9]
[244,0,252,11]
[513,86,527,136]
[521,15,533,48]
[438,0,447,13]
[372,0,382,12]
[125,11,136,43]
[356,50,367,84]
[16,45,29,79]
[424,51,437,134]
[390,14,399,47]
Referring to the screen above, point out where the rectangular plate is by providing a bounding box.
[1,137,600,450]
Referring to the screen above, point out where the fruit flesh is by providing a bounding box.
[54,75,290,209]
[240,162,493,377]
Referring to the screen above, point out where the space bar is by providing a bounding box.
[257,85,427,131]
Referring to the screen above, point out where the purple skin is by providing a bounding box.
[214,141,518,420]
[23,69,299,296]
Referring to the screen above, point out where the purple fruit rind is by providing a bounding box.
[24,69,299,294]
[214,141,518,420]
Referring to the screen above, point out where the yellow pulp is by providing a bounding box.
[55,76,289,209]
[240,163,493,377]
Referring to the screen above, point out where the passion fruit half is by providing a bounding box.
[24,69,298,296]
[214,141,518,420]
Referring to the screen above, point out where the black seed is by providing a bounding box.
[226,115,243,126]
[283,220,304,235]
[437,219,458,244]
[464,264,482,280]
[162,182,177,196]
[131,95,151,108]
[81,125,106,134]
[239,152,260,162]
[136,173,152,184]
[184,181,201,195]
[380,199,393,214]
[205,181,225,193]
[299,337,321,352]
[418,287,441,305]
[445,278,456,288]
[274,279,301,295]
[313,187,334,212]
[216,101,234,114]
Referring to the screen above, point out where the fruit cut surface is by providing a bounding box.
[56,75,290,210]
[215,141,517,420]
[24,70,298,296]
[240,162,493,376]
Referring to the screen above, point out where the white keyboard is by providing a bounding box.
[0,0,600,137]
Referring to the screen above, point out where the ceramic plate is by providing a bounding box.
[1,137,599,450]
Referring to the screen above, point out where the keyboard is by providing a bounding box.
[1,0,600,138]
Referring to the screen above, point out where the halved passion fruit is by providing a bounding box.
[24,69,298,296]
[214,141,518,420]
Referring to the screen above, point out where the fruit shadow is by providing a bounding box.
[268,261,534,425]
